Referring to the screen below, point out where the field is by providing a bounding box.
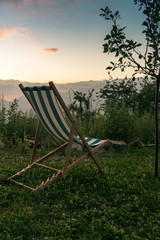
[0,147,160,240]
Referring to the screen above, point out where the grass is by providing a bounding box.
[0,147,160,240]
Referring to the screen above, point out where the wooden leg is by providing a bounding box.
[31,120,42,164]
[51,135,73,163]
[75,123,104,174]
[62,121,75,178]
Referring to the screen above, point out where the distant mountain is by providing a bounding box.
[0,79,107,112]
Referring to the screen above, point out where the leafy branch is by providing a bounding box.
[100,0,160,177]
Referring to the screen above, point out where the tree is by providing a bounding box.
[69,89,97,117]
[98,78,138,111]
[99,77,156,116]
[68,89,99,136]
[137,77,155,115]
[100,0,160,177]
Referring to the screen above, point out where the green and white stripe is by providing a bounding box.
[25,86,105,146]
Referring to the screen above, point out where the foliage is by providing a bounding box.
[0,106,6,141]
[103,102,136,143]
[100,0,160,177]
[99,77,156,116]
[0,99,52,147]
[68,86,137,142]
[69,89,99,122]
[0,81,157,146]
[68,89,102,139]
[6,99,22,145]
[99,78,138,111]
[135,112,155,144]
[69,89,96,114]
[0,148,160,239]
[16,136,32,154]
[100,0,160,77]
[137,77,155,115]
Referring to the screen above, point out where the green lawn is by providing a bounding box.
[0,147,160,240]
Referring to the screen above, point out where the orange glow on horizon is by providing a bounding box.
[3,97,16,102]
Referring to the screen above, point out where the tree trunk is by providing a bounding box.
[155,76,160,178]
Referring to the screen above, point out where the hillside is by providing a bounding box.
[0,79,106,112]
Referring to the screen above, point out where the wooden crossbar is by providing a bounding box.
[34,162,61,172]
[10,179,35,191]
[10,169,63,192]
[64,139,109,174]
[35,142,68,164]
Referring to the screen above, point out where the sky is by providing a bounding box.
[0,0,145,84]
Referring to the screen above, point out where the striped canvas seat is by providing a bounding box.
[79,137,106,146]
[8,82,108,192]
[24,85,105,147]
[25,85,81,144]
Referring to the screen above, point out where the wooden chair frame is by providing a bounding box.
[8,82,109,191]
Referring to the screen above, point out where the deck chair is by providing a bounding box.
[8,82,109,191]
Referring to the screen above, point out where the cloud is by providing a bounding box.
[44,48,59,53]
[0,0,101,7]
[0,0,103,18]
[0,0,42,4]
[0,0,44,7]
[0,26,27,39]
[0,0,23,7]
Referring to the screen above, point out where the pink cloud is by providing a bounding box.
[0,0,102,16]
[0,26,27,39]
[4,96,16,102]
[0,0,100,7]
[0,0,43,4]
[0,0,44,7]
[44,48,59,53]
[0,0,23,7]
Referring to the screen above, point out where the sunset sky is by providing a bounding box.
[0,0,145,84]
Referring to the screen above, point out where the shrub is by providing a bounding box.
[102,102,136,143]
[0,89,158,147]
[135,112,155,144]
[0,99,51,147]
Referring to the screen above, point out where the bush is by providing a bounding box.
[16,136,31,154]
[135,112,155,144]
[0,99,51,147]
[102,102,136,143]
[75,102,137,143]
[0,91,158,147]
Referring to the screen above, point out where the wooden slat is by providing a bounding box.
[65,140,109,173]
[92,139,110,152]
[66,152,89,172]
[33,170,62,192]
[34,162,61,172]
[36,142,68,164]
[8,164,35,180]
[10,179,35,191]
[19,84,36,111]
[62,121,75,178]
[49,82,74,122]
[74,122,104,174]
